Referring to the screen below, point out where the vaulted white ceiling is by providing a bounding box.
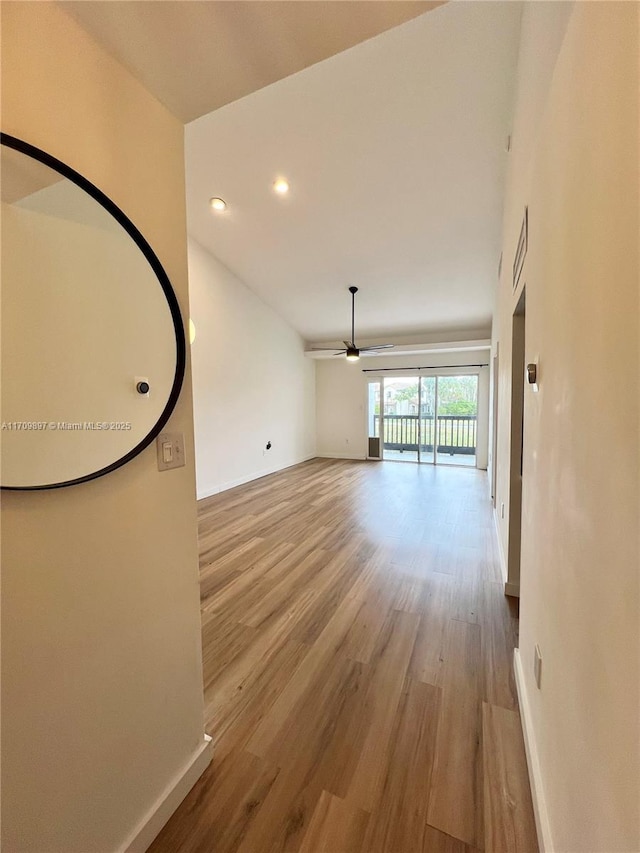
[60,1,440,123]
[61,1,522,344]
[185,2,522,342]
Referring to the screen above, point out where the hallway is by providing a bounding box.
[150,458,537,852]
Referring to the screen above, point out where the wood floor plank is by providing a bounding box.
[341,568,400,664]
[202,539,298,616]
[427,619,483,848]
[288,546,369,646]
[452,545,483,624]
[298,790,369,853]
[483,702,538,853]
[149,459,536,853]
[408,571,454,686]
[198,517,262,568]
[239,548,330,629]
[362,677,441,852]
[245,591,368,760]
[428,683,483,848]
[147,750,279,853]
[205,600,313,729]
[202,619,257,690]
[236,656,367,852]
[206,638,310,763]
[423,824,483,852]
[481,581,519,711]
[442,618,481,694]
[482,526,504,584]
[393,574,426,613]
[344,609,421,811]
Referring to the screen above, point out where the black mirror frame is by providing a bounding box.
[1,132,187,490]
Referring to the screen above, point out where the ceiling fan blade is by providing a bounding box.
[343,340,355,349]
[360,344,394,351]
[332,350,348,356]
[309,347,347,351]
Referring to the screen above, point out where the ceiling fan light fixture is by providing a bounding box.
[309,287,393,360]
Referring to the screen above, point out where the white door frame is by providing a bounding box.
[366,377,383,459]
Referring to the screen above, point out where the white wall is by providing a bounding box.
[494,3,639,850]
[316,349,490,468]
[189,239,316,498]
[1,5,208,852]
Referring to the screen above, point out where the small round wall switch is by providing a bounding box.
[135,376,150,397]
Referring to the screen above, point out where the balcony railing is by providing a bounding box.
[373,414,477,455]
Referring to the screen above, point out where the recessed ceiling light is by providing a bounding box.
[273,178,289,195]
[209,197,227,212]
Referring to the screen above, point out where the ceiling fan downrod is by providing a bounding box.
[349,285,358,346]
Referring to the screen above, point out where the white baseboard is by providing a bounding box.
[493,507,508,584]
[317,453,367,460]
[120,734,213,853]
[197,454,317,500]
[514,649,552,853]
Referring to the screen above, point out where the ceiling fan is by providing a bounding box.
[311,286,394,361]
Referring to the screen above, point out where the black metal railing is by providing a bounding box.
[373,414,477,455]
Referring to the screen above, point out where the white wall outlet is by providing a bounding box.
[534,644,543,689]
[156,432,185,471]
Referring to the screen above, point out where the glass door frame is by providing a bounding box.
[418,374,436,465]
[366,377,383,459]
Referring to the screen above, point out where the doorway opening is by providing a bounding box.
[507,289,526,592]
[367,374,479,466]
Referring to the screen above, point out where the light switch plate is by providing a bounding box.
[156,432,185,471]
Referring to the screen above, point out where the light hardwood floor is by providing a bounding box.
[150,458,537,853]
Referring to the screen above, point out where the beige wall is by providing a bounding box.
[1,4,207,851]
[1,194,175,486]
[494,2,639,850]
[188,238,316,498]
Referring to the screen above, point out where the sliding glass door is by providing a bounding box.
[435,375,478,466]
[382,377,419,462]
[378,373,479,467]
[418,376,436,464]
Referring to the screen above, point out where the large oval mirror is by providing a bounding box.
[1,134,186,489]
